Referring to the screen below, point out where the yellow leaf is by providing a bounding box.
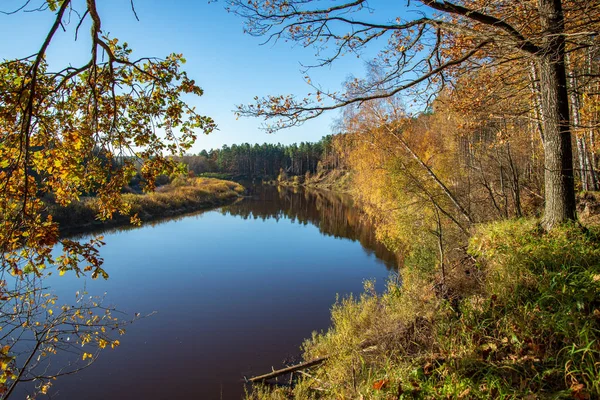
[40,383,50,394]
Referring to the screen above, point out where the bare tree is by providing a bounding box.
[232,0,600,229]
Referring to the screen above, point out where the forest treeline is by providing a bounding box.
[174,136,344,178]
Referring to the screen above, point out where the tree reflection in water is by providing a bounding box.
[223,185,401,270]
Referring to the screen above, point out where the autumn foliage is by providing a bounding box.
[0,1,215,397]
[235,0,600,398]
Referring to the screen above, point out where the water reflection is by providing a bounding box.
[223,185,400,270]
[27,185,399,400]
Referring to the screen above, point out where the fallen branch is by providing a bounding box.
[246,356,328,383]
[246,338,381,384]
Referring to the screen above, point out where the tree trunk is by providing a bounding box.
[586,44,599,191]
[567,54,590,191]
[497,147,509,218]
[433,203,445,287]
[389,127,474,224]
[576,137,589,191]
[506,143,523,218]
[529,62,545,143]
[538,0,576,229]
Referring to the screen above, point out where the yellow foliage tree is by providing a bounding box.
[0,1,213,397]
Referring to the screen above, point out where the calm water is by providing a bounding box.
[22,186,398,399]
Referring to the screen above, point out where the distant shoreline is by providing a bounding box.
[51,177,245,237]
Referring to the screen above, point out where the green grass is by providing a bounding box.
[248,219,600,399]
[51,177,245,235]
[277,170,353,192]
[198,172,236,180]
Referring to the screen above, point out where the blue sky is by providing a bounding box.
[0,0,414,153]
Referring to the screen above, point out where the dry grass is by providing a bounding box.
[50,177,244,235]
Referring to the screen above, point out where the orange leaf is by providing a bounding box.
[372,379,389,390]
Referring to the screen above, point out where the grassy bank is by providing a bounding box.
[51,177,245,236]
[274,169,352,192]
[249,219,600,399]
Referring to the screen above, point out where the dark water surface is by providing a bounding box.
[29,186,398,399]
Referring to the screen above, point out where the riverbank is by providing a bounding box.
[51,177,245,236]
[248,218,600,399]
[270,169,352,192]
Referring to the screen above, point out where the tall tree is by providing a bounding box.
[233,0,600,229]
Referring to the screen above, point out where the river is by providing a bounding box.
[18,185,399,399]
